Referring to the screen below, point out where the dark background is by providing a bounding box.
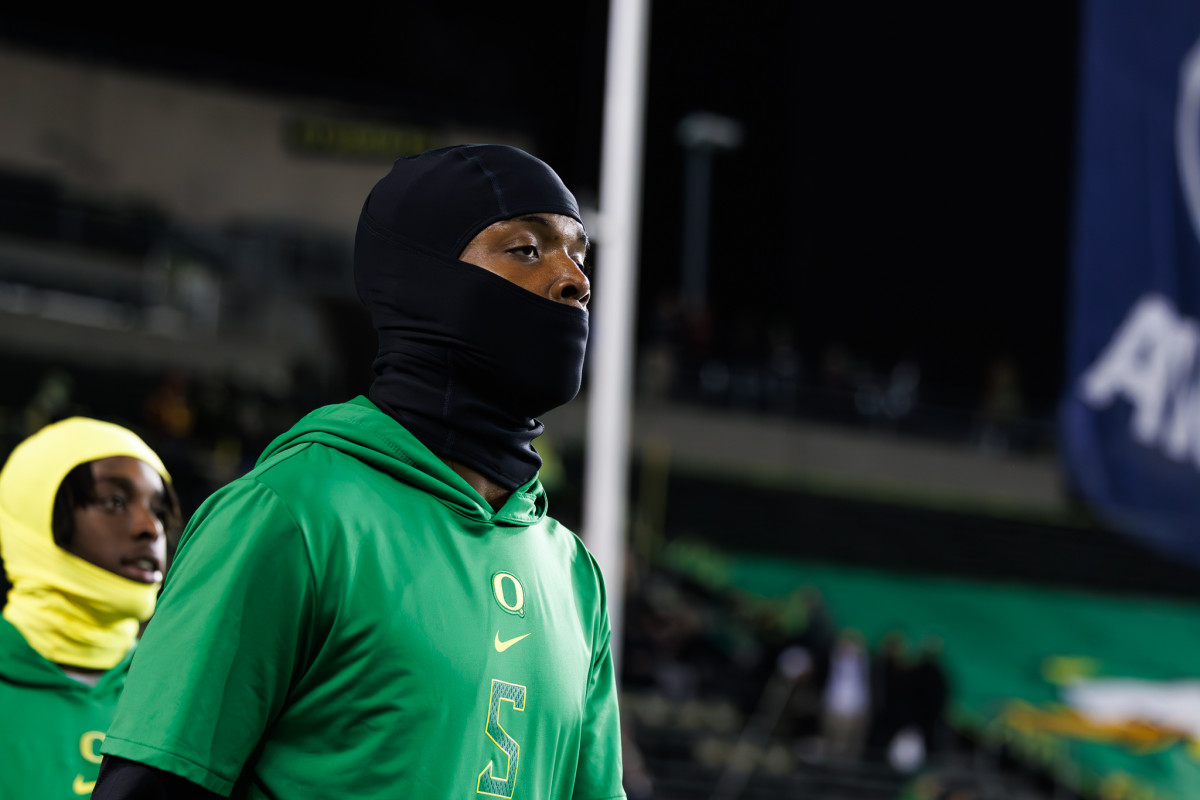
[0,1,1080,418]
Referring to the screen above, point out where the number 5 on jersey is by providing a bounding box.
[477,679,527,798]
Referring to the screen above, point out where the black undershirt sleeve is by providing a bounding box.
[91,755,223,800]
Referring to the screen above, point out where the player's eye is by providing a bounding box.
[509,245,538,259]
[97,494,128,513]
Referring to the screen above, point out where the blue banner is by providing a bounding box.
[1062,1,1200,563]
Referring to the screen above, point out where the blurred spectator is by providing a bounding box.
[191,374,243,486]
[974,355,1026,454]
[795,586,837,670]
[638,290,683,405]
[620,567,709,700]
[869,630,953,774]
[816,342,858,422]
[727,314,765,411]
[752,586,836,742]
[912,634,952,756]
[871,629,917,755]
[142,371,195,443]
[820,628,872,761]
[141,371,203,513]
[763,320,803,414]
[883,357,922,422]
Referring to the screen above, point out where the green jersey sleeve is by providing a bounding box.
[100,478,316,796]
[574,606,627,800]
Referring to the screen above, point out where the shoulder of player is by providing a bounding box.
[247,439,395,502]
[237,441,430,541]
[536,519,613,614]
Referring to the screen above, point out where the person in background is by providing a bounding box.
[912,634,951,756]
[93,144,626,800]
[0,416,179,799]
[820,628,872,761]
[870,628,914,754]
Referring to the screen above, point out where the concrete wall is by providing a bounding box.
[545,396,1070,519]
[0,42,531,234]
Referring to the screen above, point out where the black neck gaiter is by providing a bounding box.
[354,145,588,490]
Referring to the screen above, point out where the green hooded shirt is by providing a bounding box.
[101,397,625,799]
[0,616,134,799]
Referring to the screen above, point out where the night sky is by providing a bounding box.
[0,1,1081,416]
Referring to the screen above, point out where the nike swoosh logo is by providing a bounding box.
[494,631,532,652]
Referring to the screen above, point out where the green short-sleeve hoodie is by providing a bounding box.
[102,397,625,800]
[0,618,132,799]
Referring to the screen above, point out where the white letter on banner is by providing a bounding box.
[1183,381,1200,468]
[1161,321,1200,462]
[1081,294,1177,445]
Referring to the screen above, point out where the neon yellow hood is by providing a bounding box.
[0,417,171,669]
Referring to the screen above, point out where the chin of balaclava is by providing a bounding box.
[354,145,589,491]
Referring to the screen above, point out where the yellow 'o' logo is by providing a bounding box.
[492,571,525,617]
[80,731,104,764]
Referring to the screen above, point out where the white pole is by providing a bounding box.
[584,0,650,674]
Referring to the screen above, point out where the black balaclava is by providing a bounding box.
[355,144,588,491]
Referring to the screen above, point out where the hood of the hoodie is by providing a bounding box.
[0,416,170,670]
[255,396,549,527]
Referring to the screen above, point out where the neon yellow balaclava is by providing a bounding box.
[0,417,171,670]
